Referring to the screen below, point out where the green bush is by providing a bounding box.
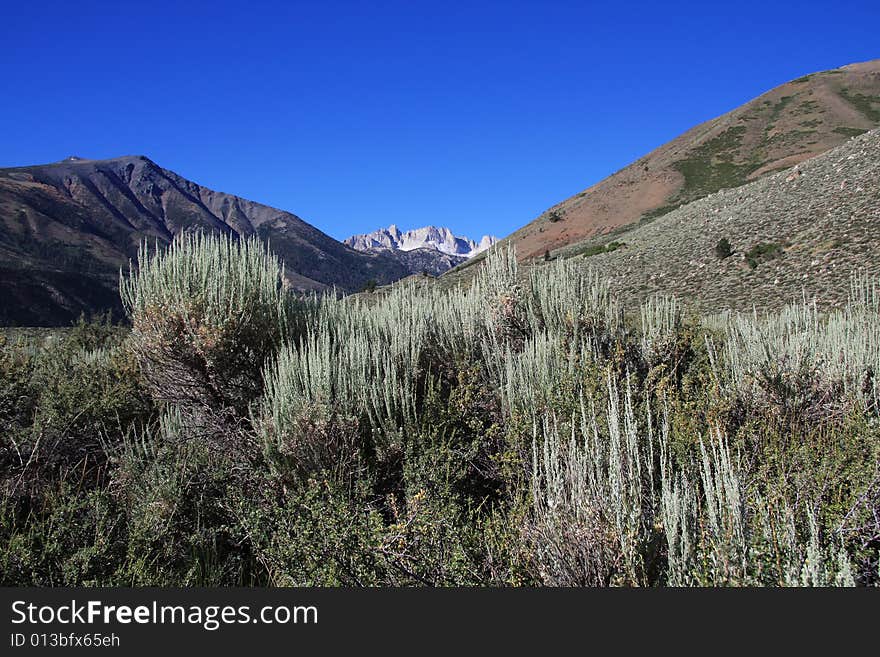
[745,242,783,269]
[581,241,625,258]
[715,237,733,260]
[0,483,125,586]
[120,233,288,418]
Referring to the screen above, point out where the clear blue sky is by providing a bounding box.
[3,1,877,241]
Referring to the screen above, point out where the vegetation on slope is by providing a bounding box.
[552,128,880,313]
[503,59,880,260]
[0,237,880,586]
[1,238,878,586]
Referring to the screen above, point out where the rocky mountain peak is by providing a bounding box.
[345,225,498,258]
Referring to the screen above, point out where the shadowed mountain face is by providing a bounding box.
[0,155,410,325]
[505,59,880,259]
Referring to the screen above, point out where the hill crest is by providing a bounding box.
[505,58,880,259]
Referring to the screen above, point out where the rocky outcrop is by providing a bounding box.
[346,225,497,258]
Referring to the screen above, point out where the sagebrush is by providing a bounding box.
[2,237,878,586]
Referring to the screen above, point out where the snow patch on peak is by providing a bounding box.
[345,225,498,258]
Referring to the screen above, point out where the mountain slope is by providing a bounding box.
[0,156,409,325]
[383,247,469,276]
[558,127,880,313]
[506,59,880,260]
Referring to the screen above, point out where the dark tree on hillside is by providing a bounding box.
[715,238,733,260]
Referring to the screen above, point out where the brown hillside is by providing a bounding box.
[506,59,880,260]
[556,127,880,313]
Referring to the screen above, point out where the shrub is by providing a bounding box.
[120,234,288,418]
[115,411,263,585]
[526,377,660,586]
[1,326,154,494]
[5,245,879,587]
[714,237,732,260]
[67,311,125,351]
[0,483,125,586]
[28,344,152,480]
[0,334,37,446]
[745,242,783,269]
[581,241,625,258]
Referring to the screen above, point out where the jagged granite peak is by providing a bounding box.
[345,224,498,258]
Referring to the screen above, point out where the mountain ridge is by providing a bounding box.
[0,155,412,325]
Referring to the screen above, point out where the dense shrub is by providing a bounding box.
[120,233,288,419]
[715,237,733,259]
[0,483,125,586]
[745,242,783,269]
[2,243,878,586]
[1,323,154,494]
[581,241,625,258]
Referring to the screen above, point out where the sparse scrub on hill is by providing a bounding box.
[566,130,880,313]
[2,237,878,586]
[745,242,784,269]
[838,88,880,123]
[671,126,754,203]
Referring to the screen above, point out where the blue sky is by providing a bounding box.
[2,1,878,241]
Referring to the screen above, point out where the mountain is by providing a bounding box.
[504,59,880,260]
[379,247,471,277]
[550,127,880,313]
[0,155,410,326]
[346,225,497,258]
[344,223,499,277]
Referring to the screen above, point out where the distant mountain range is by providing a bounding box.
[0,156,418,325]
[4,59,879,326]
[501,59,880,259]
[344,225,497,274]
